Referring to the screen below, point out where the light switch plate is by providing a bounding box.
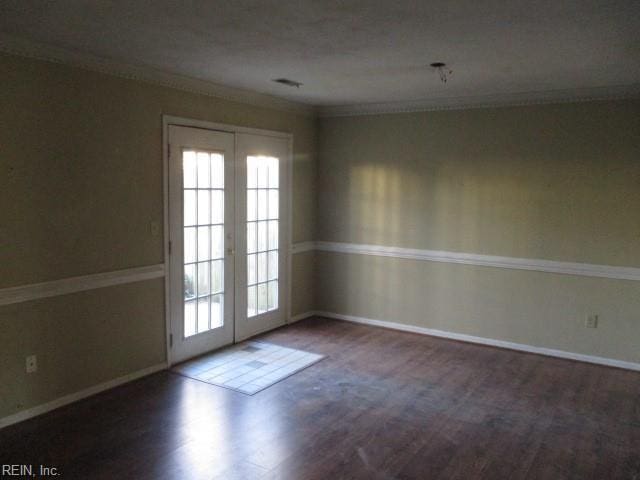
[150,221,161,237]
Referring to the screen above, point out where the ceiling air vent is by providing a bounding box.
[430,62,452,83]
[273,78,303,88]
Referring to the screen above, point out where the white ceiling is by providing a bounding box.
[1,1,639,108]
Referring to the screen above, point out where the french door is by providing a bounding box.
[168,124,290,364]
[234,133,290,340]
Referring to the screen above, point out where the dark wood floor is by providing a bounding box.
[1,317,639,479]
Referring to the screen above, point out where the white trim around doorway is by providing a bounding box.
[162,115,293,366]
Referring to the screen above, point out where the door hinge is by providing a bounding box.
[167,143,171,159]
[168,241,172,255]
[169,334,173,348]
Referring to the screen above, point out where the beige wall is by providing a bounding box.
[318,101,640,266]
[0,280,165,416]
[1,53,317,286]
[2,50,638,420]
[0,53,316,418]
[317,100,640,363]
[316,252,640,363]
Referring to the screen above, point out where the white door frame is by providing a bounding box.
[162,115,293,366]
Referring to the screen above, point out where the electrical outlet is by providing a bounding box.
[26,355,37,373]
[585,314,599,329]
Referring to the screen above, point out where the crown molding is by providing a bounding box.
[0,33,316,117]
[3,33,638,119]
[318,84,640,117]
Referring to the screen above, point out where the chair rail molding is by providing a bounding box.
[0,264,166,306]
[291,241,640,281]
[291,241,316,254]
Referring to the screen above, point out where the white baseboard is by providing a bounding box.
[314,311,640,372]
[3,310,637,430]
[289,311,317,323]
[0,362,167,430]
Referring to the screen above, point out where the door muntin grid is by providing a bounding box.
[183,150,225,338]
[246,156,279,318]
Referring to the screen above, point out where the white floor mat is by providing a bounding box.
[171,341,325,395]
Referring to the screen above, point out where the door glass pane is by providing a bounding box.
[268,190,278,219]
[268,281,278,311]
[197,153,210,188]
[184,190,196,226]
[247,253,257,285]
[183,151,197,188]
[247,189,257,222]
[184,264,196,300]
[268,251,278,281]
[247,156,279,318]
[211,259,224,294]
[211,225,224,260]
[183,150,225,337]
[257,283,268,314]
[247,285,257,317]
[257,163,268,188]
[268,220,278,250]
[247,160,258,188]
[257,252,267,283]
[211,190,224,224]
[184,227,196,264]
[197,297,209,333]
[210,294,224,329]
[247,222,257,254]
[197,190,210,225]
[197,226,210,261]
[257,221,267,252]
[211,154,224,188]
[267,157,279,188]
[197,262,210,297]
[185,300,196,337]
[257,190,267,220]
